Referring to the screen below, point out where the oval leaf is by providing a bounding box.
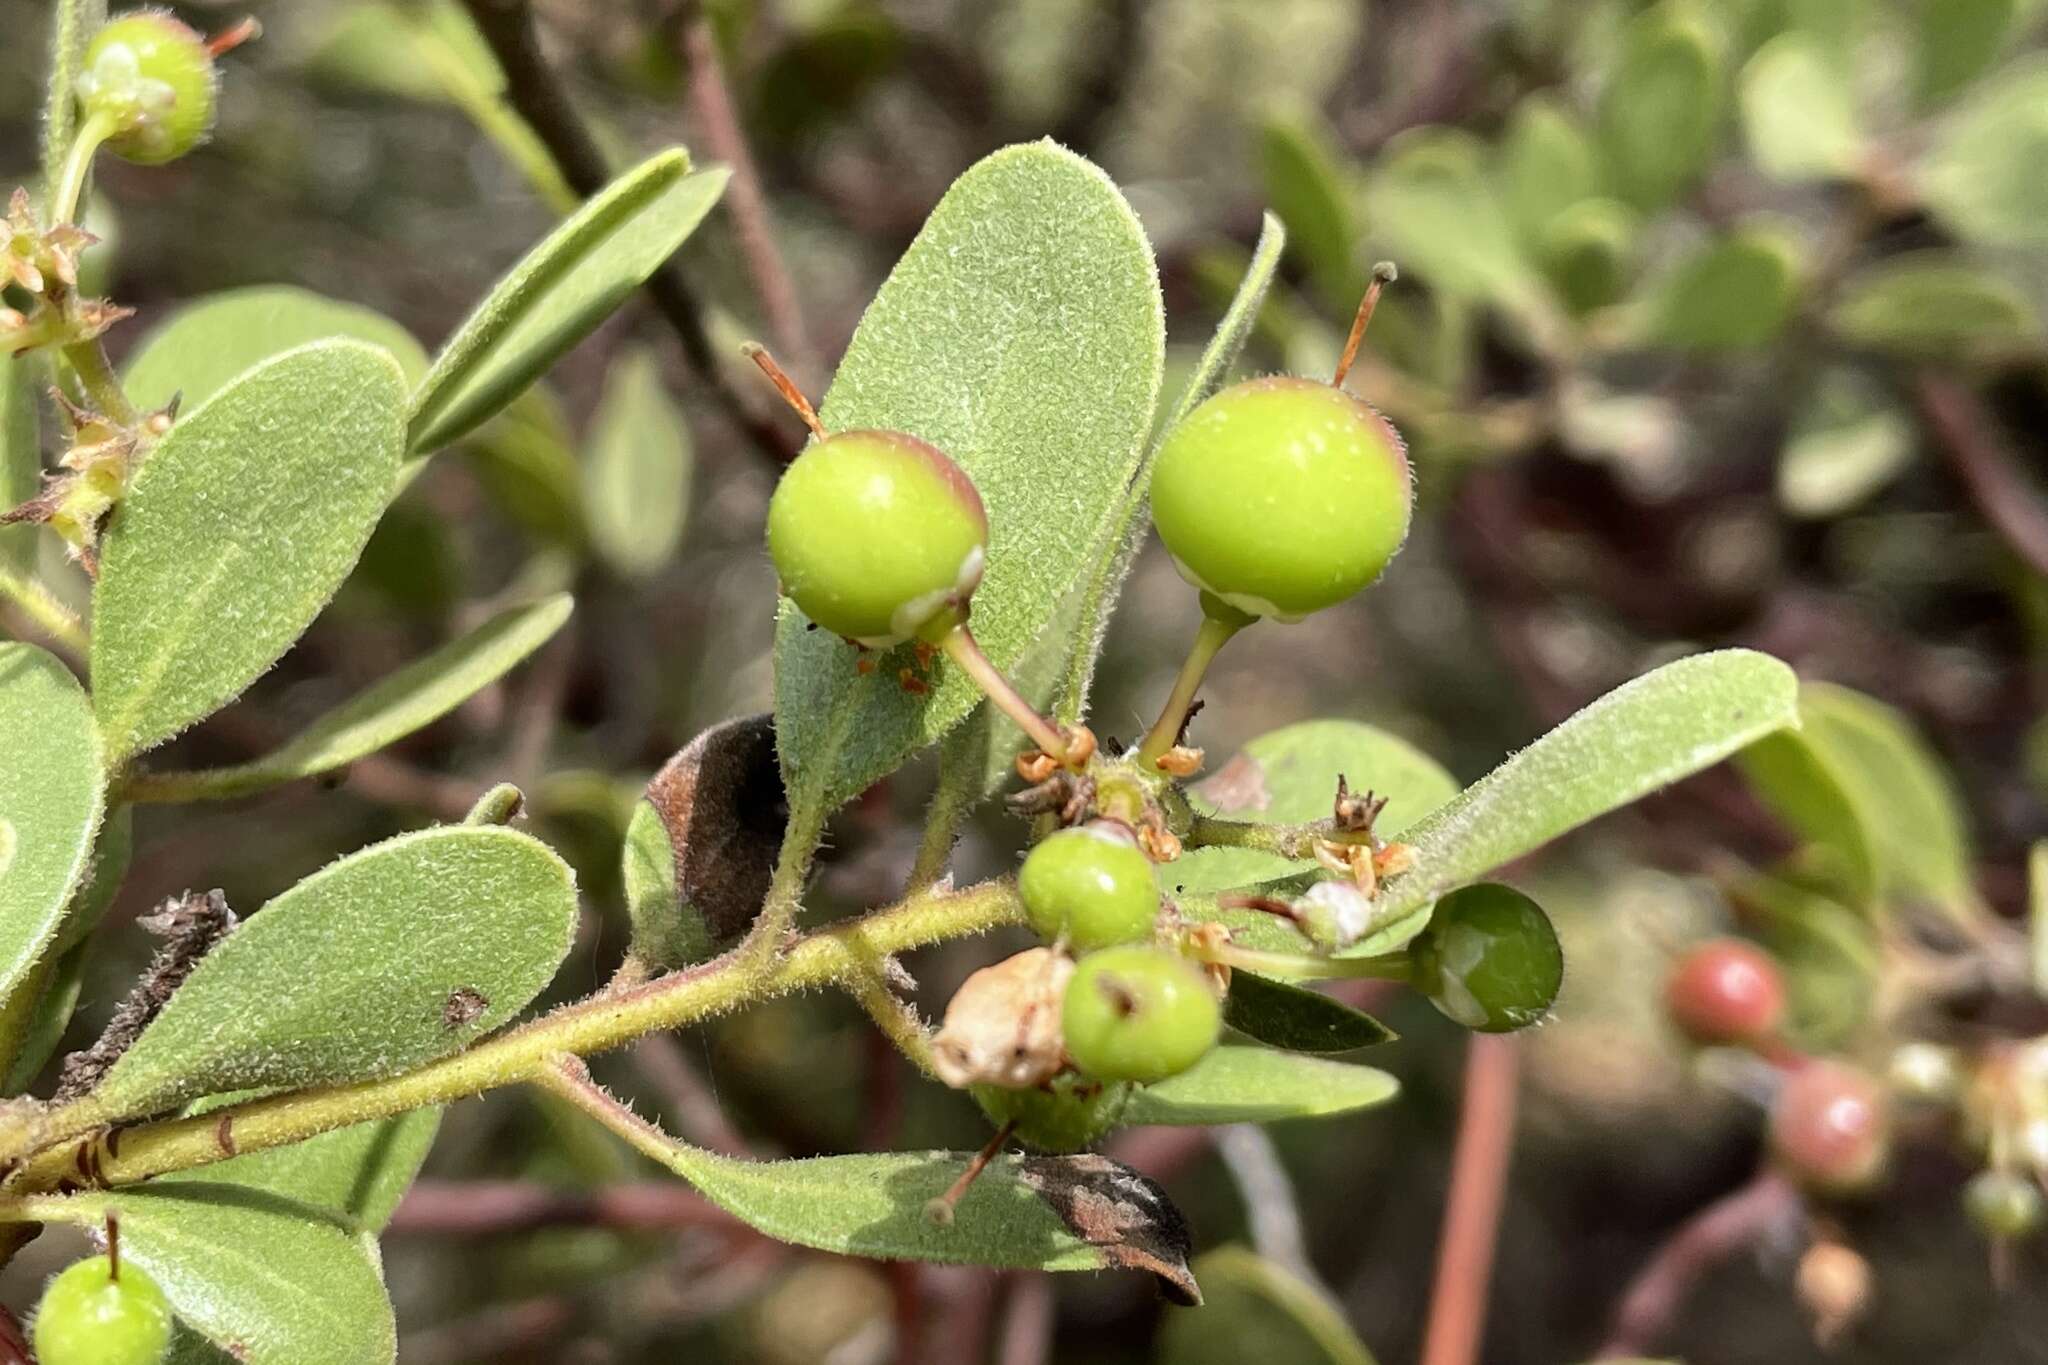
[1223,972,1396,1053]
[1161,1246,1378,1365]
[1497,94,1602,247]
[408,151,729,453]
[95,826,577,1118]
[772,140,1164,807]
[91,340,408,762]
[1,356,37,578]
[1122,1046,1400,1126]
[1598,5,1723,210]
[585,347,692,579]
[0,643,103,1004]
[1638,225,1803,351]
[1922,58,2048,248]
[1260,110,1357,304]
[1739,34,1863,181]
[1828,252,2039,358]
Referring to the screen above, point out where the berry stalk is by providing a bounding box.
[50,110,116,227]
[938,624,1072,762]
[1135,597,1252,767]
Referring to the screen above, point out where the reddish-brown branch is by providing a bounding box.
[1420,1034,1520,1365]
[996,1272,1055,1365]
[387,1178,744,1236]
[1915,374,2048,578]
[1595,1169,1800,1359]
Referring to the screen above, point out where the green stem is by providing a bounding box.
[1192,938,1410,983]
[0,879,1026,1193]
[742,683,865,967]
[1135,598,1252,767]
[939,625,1069,762]
[60,338,138,427]
[0,563,88,656]
[1185,811,1373,860]
[50,110,115,227]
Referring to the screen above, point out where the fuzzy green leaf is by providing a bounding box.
[408,152,728,453]
[1223,973,1396,1053]
[1598,4,1724,210]
[130,594,573,802]
[1638,225,1803,351]
[1,357,37,578]
[3,810,130,1093]
[1828,253,2039,358]
[122,286,430,415]
[1922,58,2048,248]
[1740,34,1863,181]
[1161,1246,1378,1365]
[772,141,1163,805]
[585,347,692,579]
[0,643,103,1006]
[46,1186,395,1365]
[163,1105,440,1232]
[1346,650,1800,947]
[95,826,577,1118]
[1122,1046,1400,1125]
[91,340,407,762]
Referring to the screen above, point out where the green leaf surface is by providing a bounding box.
[1345,650,1800,946]
[1777,375,1915,519]
[96,826,577,1118]
[1122,1045,1400,1125]
[1740,871,1880,1045]
[1497,94,1603,247]
[1639,226,1802,351]
[1828,253,2039,358]
[1538,198,1639,314]
[1367,129,1544,318]
[0,643,103,1005]
[1598,4,1724,210]
[1260,111,1358,303]
[1,357,37,578]
[1223,972,1396,1053]
[585,347,692,579]
[2,941,86,1094]
[132,594,572,801]
[48,1186,395,1365]
[1739,34,1863,180]
[464,385,588,549]
[1172,719,1459,897]
[1160,1245,1378,1365]
[773,142,1164,804]
[91,341,407,762]
[122,286,429,415]
[408,151,729,453]
[310,0,503,104]
[1917,0,2020,106]
[1922,58,2048,247]
[163,1106,440,1232]
[4,810,131,1092]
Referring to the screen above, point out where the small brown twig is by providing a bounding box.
[1915,373,2048,579]
[1419,1034,1520,1365]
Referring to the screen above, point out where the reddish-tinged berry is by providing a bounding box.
[1665,938,1785,1046]
[1771,1061,1889,1193]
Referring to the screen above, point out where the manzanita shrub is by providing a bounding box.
[0,6,1852,1362]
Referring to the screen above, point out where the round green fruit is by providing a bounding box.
[1965,1168,2043,1240]
[1062,945,1220,1085]
[766,429,987,647]
[33,1255,173,1365]
[1148,377,1411,622]
[1408,883,1563,1033]
[80,12,219,166]
[1018,822,1160,952]
[973,1073,1130,1151]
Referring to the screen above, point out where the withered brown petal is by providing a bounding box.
[1015,1152,1200,1305]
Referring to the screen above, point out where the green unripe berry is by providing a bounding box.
[1965,1168,2043,1240]
[34,1255,173,1365]
[973,1073,1130,1151]
[766,429,987,647]
[79,12,219,165]
[1148,377,1411,622]
[1407,883,1563,1033]
[1062,945,1220,1085]
[1018,822,1160,952]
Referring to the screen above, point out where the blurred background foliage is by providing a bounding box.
[5,0,2048,1360]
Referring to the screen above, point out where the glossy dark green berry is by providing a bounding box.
[79,12,219,165]
[33,1255,173,1365]
[973,1073,1130,1151]
[1148,377,1411,622]
[1965,1168,2043,1240]
[1018,822,1160,952]
[1407,883,1563,1033]
[766,429,987,647]
[1062,945,1221,1085]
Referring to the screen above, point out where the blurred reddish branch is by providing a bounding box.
[1915,374,2048,579]
[1421,1034,1520,1365]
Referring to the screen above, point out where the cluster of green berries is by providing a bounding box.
[33,1255,173,1365]
[77,11,223,166]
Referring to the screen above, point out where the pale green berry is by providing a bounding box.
[1148,377,1411,622]
[1408,883,1563,1033]
[766,429,988,647]
[33,1255,173,1365]
[1965,1169,2043,1239]
[973,1073,1130,1151]
[79,12,219,166]
[1018,822,1160,952]
[1062,945,1220,1085]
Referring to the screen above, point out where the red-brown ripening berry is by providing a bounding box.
[1770,1061,1889,1193]
[1664,938,1786,1046]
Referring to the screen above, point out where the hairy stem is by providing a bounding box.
[0,563,87,656]
[1187,936,1409,982]
[60,336,137,427]
[940,626,1069,762]
[1135,604,1249,767]
[50,111,114,228]
[1184,810,1372,858]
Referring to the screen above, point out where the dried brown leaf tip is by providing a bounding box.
[1016,1152,1200,1304]
[645,713,788,945]
[56,889,238,1101]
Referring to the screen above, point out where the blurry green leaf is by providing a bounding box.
[1122,1046,1399,1125]
[1538,198,1639,314]
[409,152,729,453]
[1638,225,1802,351]
[310,0,503,104]
[1739,871,1881,1045]
[1739,34,1863,180]
[96,826,577,1118]
[1346,651,1800,948]
[41,0,103,197]
[163,1106,439,1233]
[47,1186,395,1365]
[91,341,407,762]
[1738,723,1879,902]
[585,347,692,579]
[122,286,429,415]
[4,810,131,1092]
[0,643,103,1006]
[1777,375,1915,518]
[1173,720,1459,896]
[1367,129,1548,324]
[1,357,38,578]
[350,499,465,619]
[2031,842,2048,996]
[1598,4,1724,210]
[128,595,573,802]
[464,385,587,549]
[1223,973,1396,1053]
[1828,253,2039,358]
[1260,110,1358,303]
[1497,94,1602,246]
[774,142,1163,806]
[749,9,903,145]
[1160,1245,1377,1365]
[1916,0,2021,106]
[1922,59,2048,248]
[2,941,86,1094]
